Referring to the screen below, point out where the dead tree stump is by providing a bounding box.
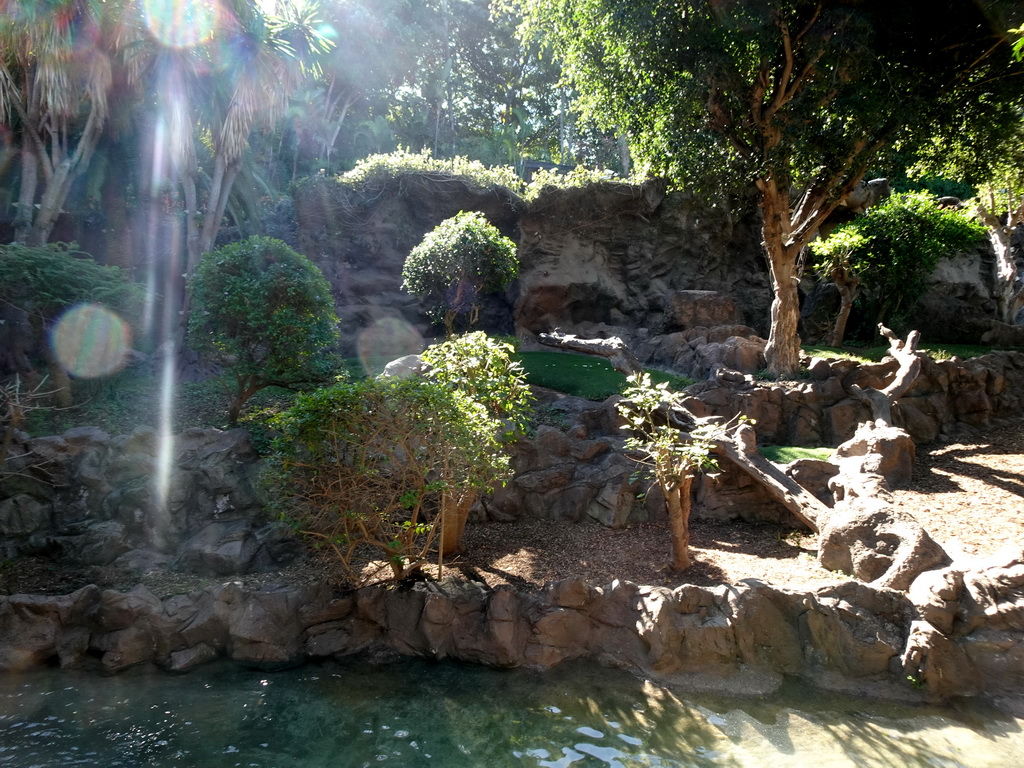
[819,325,949,591]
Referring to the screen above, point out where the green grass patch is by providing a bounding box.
[516,350,692,400]
[760,445,835,464]
[804,343,1015,364]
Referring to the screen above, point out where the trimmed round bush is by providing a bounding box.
[188,236,339,422]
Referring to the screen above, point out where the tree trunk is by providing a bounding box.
[100,166,133,273]
[664,474,693,571]
[28,106,106,247]
[988,225,1024,324]
[439,491,476,557]
[829,276,860,347]
[13,144,40,244]
[28,315,72,408]
[759,179,804,378]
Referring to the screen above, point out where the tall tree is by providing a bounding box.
[910,109,1024,325]
[511,0,1024,375]
[0,0,135,246]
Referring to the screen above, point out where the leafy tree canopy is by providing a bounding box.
[508,0,1024,375]
[402,211,519,333]
[187,236,340,423]
[809,192,986,343]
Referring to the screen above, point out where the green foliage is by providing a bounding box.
[188,236,340,422]
[516,351,692,401]
[336,148,524,195]
[265,376,514,584]
[0,242,143,323]
[617,372,727,571]
[809,192,985,325]
[524,166,622,200]
[511,0,1022,375]
[402,211,519,331]
[421,332,534,440]
[618,373,720,486]
[513,0,1021,198]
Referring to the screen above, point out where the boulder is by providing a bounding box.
[830,422,916,495]
[379,354,427,379]
[818,497,950,591]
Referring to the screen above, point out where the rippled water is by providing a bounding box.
[1,659,1021,767]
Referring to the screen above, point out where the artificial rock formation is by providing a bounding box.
[817,329,951,591]
[0,427,298,575]
[2,551,1023,703]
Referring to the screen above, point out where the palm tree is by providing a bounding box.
[0,0,135,246]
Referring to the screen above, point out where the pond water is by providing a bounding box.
[1,659,1022,767]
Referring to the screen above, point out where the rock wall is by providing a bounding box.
[291,176,772,357]
[483,351,1024,530]
[3,553,1022,703]
[0,427,298,575]
[289,174,1015,354]
[292,175,524,356]
[681,350,1024,447]
[513,184,771,338]
[5,352,1019,572]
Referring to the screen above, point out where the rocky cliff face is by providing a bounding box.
[513,183,771,339]
[292,175,524,359]
[289,174,1013,355]
[0,427,299,576]
[291,176,772,358]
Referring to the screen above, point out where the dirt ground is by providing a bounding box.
[454,419,1024,593]
[3,420,1021,597]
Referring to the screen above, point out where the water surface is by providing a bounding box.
[1,659,1021,767]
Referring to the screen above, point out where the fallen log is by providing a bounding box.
[712,427,824,533]
[537,331,643,376]
[848,324,924,427]
[666,410,823,533]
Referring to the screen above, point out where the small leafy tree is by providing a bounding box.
[809,192,986,344]
[267,376,513,584]
[188,236,340,424]
[402,211,518,335]
[421,331,533,553]
[618,374,722,572]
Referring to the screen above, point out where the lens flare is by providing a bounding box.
[51,304,132,379]
[142,0,219,49]
[357,317,424,376]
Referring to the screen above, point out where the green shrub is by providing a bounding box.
[0,242,144,405]
[402,211,518,334]
[421,332,534,442]
[0,242,143,321]
[337,148,524,194]
[524,166,621,200]
[188,236,340,424]
[808,192,985,340]
[266,376,513,584]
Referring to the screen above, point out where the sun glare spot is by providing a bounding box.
[51,304,132,379]
[155,346,175,517]
[142,0,219,49]
[357,317,424,376]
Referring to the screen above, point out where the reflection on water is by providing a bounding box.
[0,659,1021,767]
